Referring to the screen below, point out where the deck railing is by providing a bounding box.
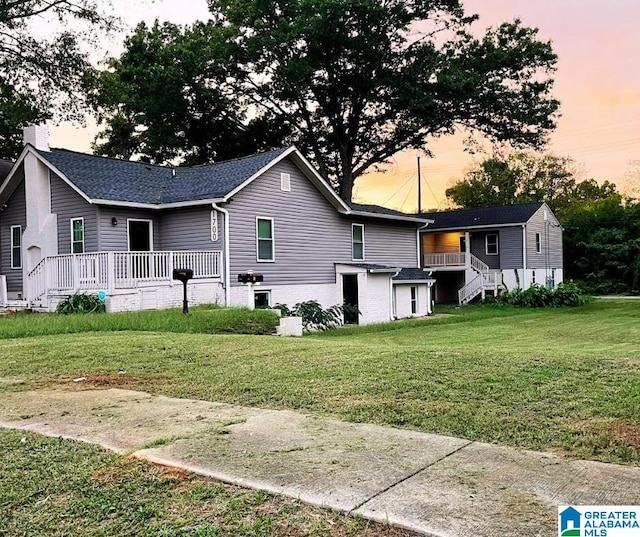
[423,252,465,267]
[27,250,222,303]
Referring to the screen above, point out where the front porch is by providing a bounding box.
[26,250,223,311]
[422,231,504,304]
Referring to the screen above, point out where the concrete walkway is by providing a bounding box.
[1,388,639,536]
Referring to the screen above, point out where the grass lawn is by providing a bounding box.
[0,429,411,537]
[1,300,639,465]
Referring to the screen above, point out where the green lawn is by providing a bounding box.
[0,429,411,537]
[1,300,639,465]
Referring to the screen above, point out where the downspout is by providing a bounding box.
[522,224,527,289]
[212,203,231,307]
[416,222,430,267]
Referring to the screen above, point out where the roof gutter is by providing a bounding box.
[212,202,231,307]
[422,222,527,233]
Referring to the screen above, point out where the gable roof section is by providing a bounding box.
[0,144,431,224]
[420,202,545,231]
[37,147,291,205]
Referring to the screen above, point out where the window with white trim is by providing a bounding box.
[352,224,365,261]
[535,232,541,254]
[10,225,21,269]
[532,270,536,284]
[254,291,271,309]
[211,210,219,242]
[71,218,84,254]
[485,233,499,255]
[280,172,291,192]
[410,286,418,314]
[256,217,274,261]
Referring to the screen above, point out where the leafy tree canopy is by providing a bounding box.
[445,152,620,218]
[0,0,115,159]
[85,22,289,164]
[90,0,560,201]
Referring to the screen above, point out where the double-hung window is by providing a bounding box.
[71,218,84,254]
[535,232,542,254]
[256,217,274,262]
[10,225,21,269]
[352,224,365,261]
[485,233,499,256]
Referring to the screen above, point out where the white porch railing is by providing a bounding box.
[458,274,483,304]
[423,252,465,267]
[458,271,503,304]
[471,254,490,274]
[27,251,222,304]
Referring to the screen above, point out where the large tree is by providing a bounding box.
[445,152,619,218]
[85,22,289,164]
[0,0,114,159]
[91,0,560,201]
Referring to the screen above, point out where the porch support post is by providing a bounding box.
[168,252,175,287]
[72,255,79,292]
[464,231,471,267]
[107,252,115,294]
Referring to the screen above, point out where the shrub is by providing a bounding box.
[273,300,357,331]
[56,293,106,314]
[495,281,591,308]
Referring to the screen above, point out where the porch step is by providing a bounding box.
[0,300,30,313]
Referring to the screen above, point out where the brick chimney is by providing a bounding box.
[23,125,50,152]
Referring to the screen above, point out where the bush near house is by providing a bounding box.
[56,293,106,314]
[493,281,590,308]
[273,300,357,331]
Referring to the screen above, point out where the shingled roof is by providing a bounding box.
[0,159,13,183]
[37,147,291,205]
[420,203,544,231]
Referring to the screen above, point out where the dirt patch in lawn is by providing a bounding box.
[610,420,640,448]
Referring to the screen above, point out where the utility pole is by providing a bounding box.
[417,155,422,214]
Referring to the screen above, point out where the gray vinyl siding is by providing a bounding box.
[470,231,501,269]
[159,206,224,252]
[499,226,524,269]
[97,207,161,251]
[227,158,419,286]
[526,204,563,269]
[357,220,418,266]
[50,172,98,254]
[0,175,26,294]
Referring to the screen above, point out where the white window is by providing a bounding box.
[211,210,219,242]
[532,270,536,284]
[535,232,541,254]
[411,286,418,314]
[10,225,21,269]
[71,218,84,254]
[256,217,274,262]
[280,172,291,192]
[486,233,499,255]
[352,224,365,261]
[254,290,271,309]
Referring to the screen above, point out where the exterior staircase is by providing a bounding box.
[457,255,503,305]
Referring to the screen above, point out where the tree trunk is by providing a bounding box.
[339,169,355,203]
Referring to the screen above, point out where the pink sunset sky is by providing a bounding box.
[51,0,640,211]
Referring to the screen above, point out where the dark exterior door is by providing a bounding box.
[128,220,152,251]
[342,274,359,325]
[128,220,152,279]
